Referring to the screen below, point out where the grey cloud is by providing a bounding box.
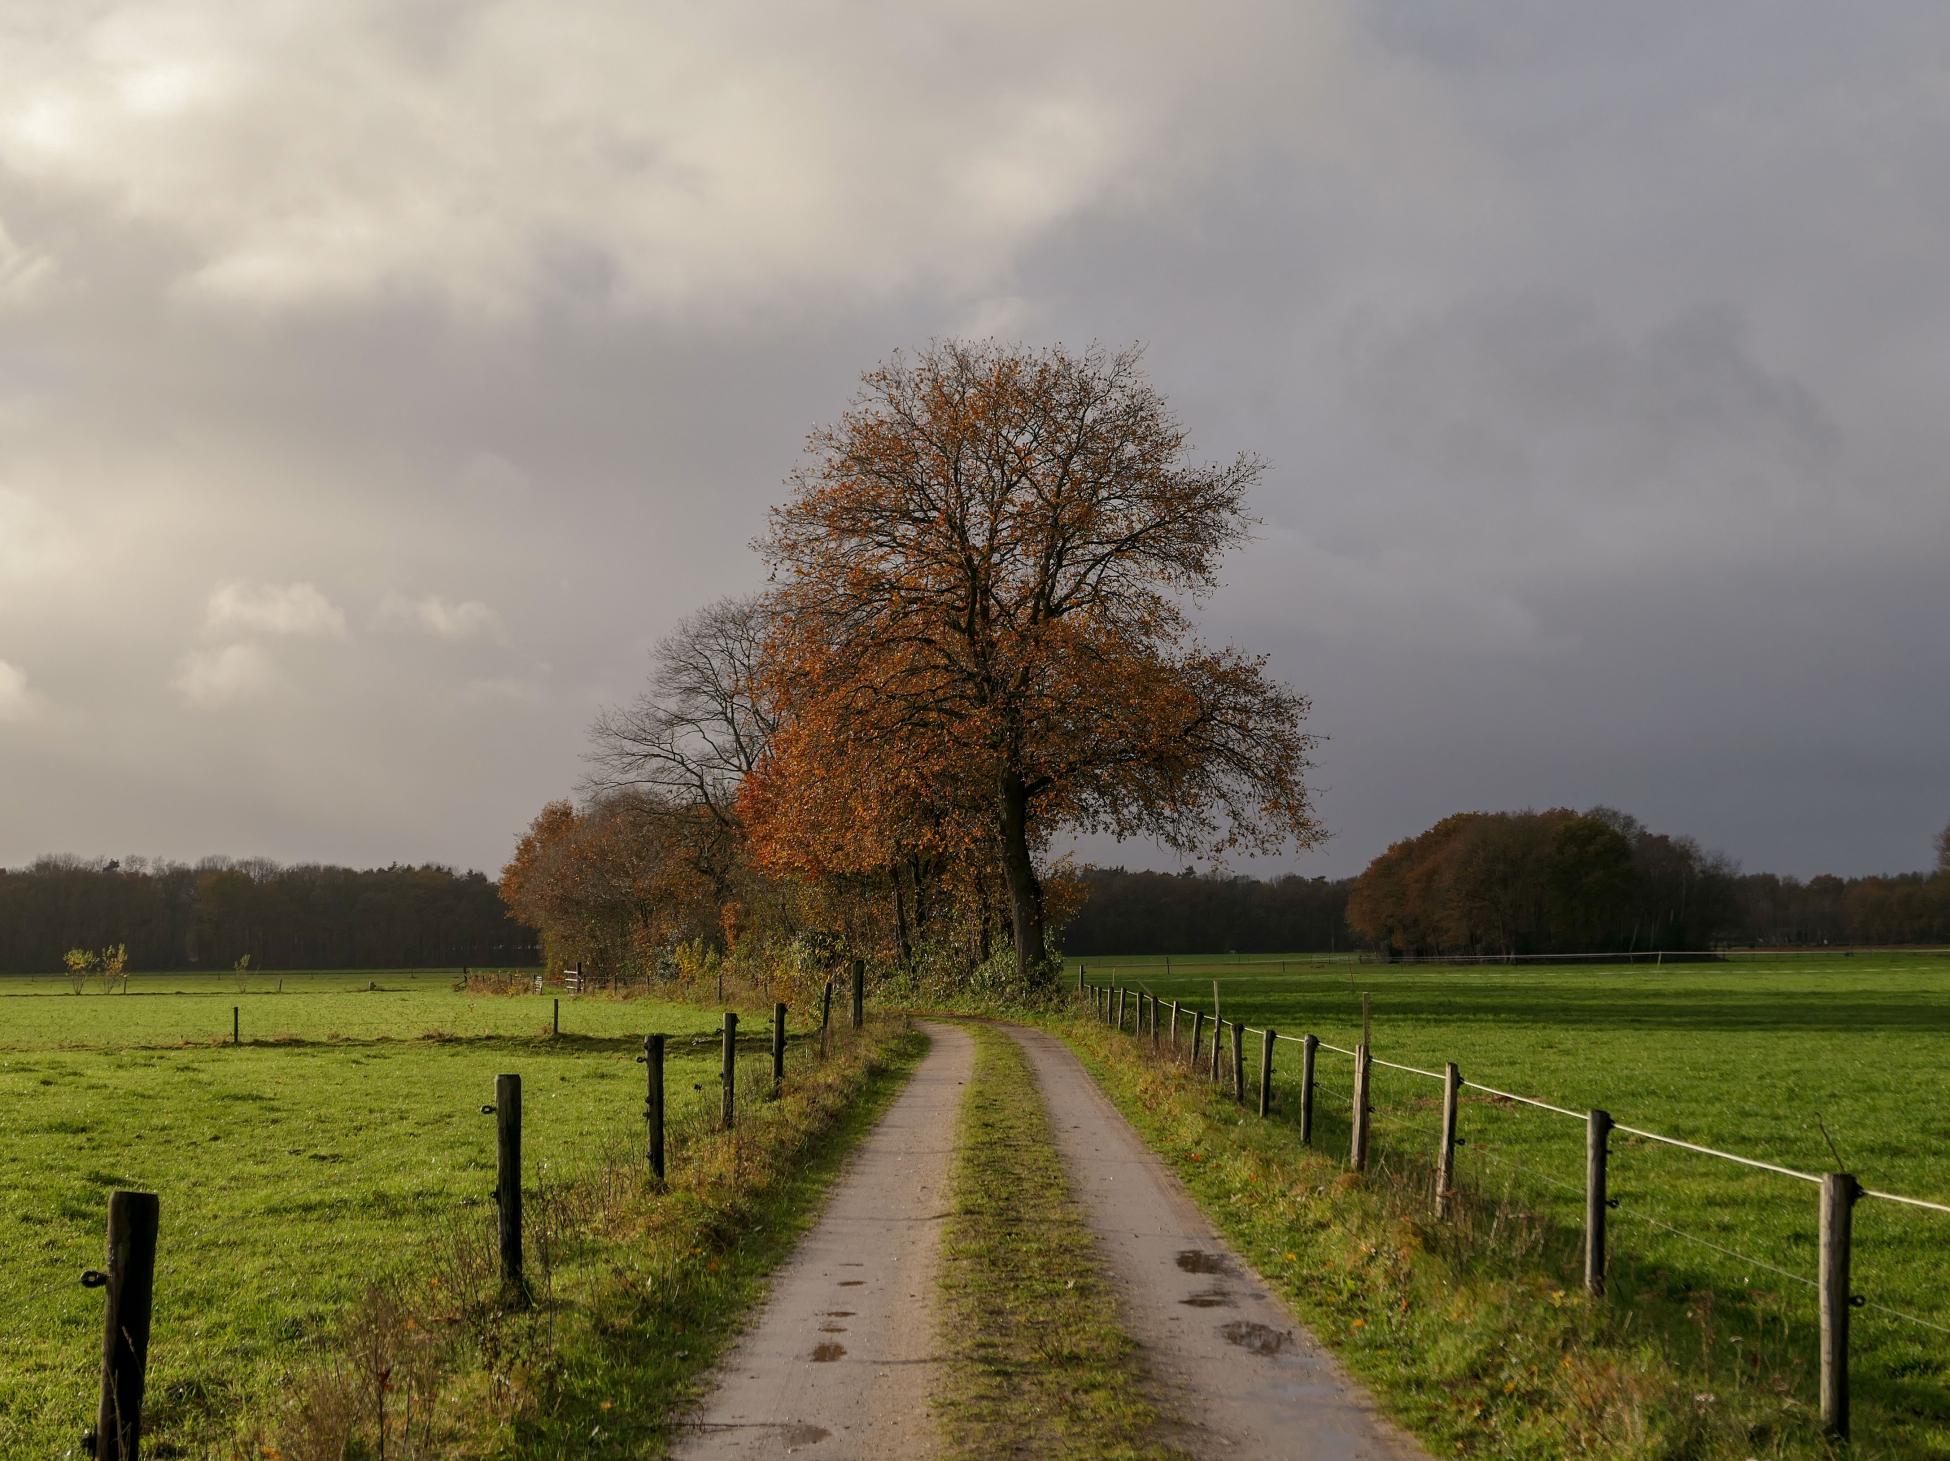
[2,1,1947,884]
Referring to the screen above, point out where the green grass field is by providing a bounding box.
[1069,953,1950,1453]
[0,970,802,1457]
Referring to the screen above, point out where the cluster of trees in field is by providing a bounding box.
[0,855,535,973]
[1061,867,1351,956]
[1335,808,1950,958]
[1346,807,1735,957]
[500,342,1319,991]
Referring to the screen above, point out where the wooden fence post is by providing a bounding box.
[91,1189,159,1461]
[1820,1172,1859,1438]
[1257,1027,1275,1117]
[1300,1034,1318,1144]
[643,1035,665,1183]
[722,1012,739,1129]
[232,1006,239,1046]
[493,1074,523,1297]
[1350,1042,1371,1171]
[1435,1063,1460,1218]
[1188,1010,1203,1072]
[1209,1017,1222,1083]
[1078,961,1085,994]
[1151,995,1161,1051]
[850,960,864,1030]
[552,997,559,1037]
[1116,987,1126,1032]
[772,1002,787,1094]
[1169,1001,1179,1049]
[1585,1109,1613,1296]
[819,982,833,1058]
[1231,1022,1246,1103]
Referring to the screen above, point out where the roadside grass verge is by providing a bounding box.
[237,1017,923,1459]
[934,1022,1183,1460]
[1054,1012,1923,1461]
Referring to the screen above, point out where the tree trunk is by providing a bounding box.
[997,768,1049,984]
[890,865,912,967]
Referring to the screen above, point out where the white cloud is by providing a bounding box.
[375,592,508,644]
[171,641,277,707]
[0,659,42,721]
[0,2,1399,318]
[205,581,346,638]
[0,216,55,310]
[0,486,77,593]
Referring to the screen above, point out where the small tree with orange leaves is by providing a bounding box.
[755,340,1322,987]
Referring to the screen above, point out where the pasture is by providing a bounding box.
[1073,953,1950,1450]
[0,971,762,1456]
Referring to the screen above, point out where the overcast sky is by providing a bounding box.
[2,1,1947,883]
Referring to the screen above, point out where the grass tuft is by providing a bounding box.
[934,1022,1185,1460]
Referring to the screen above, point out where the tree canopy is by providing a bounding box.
[749,340,1320,984]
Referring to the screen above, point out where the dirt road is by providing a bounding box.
[1005,1025,1428,1459]
[674,1018,1426,1459]
[669,1021,972,1459]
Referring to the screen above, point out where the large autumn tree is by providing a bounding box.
[753,341,1321,984]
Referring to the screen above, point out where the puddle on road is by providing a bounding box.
[1219,1321,1289,1356]
[1180,1288,1234,1309]
[838,1280,864,1287]
[1175,1249,1232,1275]
[811,1342,847,1362]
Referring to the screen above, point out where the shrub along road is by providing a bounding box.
[672,1020,1425,1459]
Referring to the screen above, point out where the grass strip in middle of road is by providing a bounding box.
[934,1022,1183,1460]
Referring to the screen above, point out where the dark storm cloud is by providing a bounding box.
[1,1,1945,881]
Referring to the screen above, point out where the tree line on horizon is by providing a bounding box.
[1064,811,1950,957]
[0,855,534,974]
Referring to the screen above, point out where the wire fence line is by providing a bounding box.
[1081,976,1948,1440]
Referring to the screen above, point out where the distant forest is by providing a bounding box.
[1061,867,1353,956]
[0,856,536,973]
[1069,809,1950,957]
[3,809,1944,972]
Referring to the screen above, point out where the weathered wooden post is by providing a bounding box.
[1435,1062,1461,1218]
[819,982,833,1058]
[1230,1022,1246,1103]
[232,1006,239,1046]
[850,959,864,1030]
[1168,1000,1179,1048]
[1078,961,1085,994]
[1300,1034,1318,1144]
[1116,986,1126,1032]
[722,1012,739,1129]
[643,1035,665,1183]
[1820,1172,1859,1438]
[1188,1009,1204,1072]
[1585,1109,1613,1296]
[1258,1027,1275,1117]
[552,997,559,1037]
[90,1190,159,1461]
[772,1002,787,1094]
[1151,994,1161,1050]
[493,1074,523,1296]
[1350,1043,1371,1171]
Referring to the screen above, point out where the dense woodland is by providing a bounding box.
[1342,806,1950,957]
[0,856,534,973]
[1061,867,1352,956]
[3,831,1942,974]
